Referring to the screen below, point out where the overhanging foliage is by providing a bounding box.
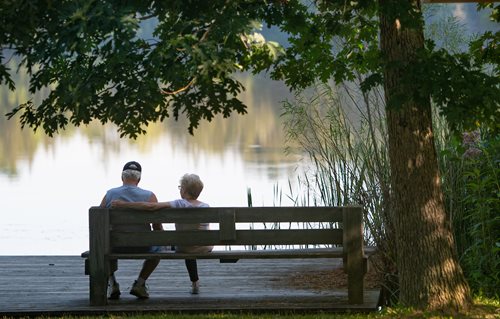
[1,1,498,137]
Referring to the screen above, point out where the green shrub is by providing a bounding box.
[438,128,500,297]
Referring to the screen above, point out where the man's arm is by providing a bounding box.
[99,195,107,207]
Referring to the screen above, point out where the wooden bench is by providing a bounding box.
[85,205,370,306]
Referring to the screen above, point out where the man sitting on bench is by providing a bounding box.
[100,161,163,299]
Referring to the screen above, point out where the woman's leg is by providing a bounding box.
[184,259,199,282]
[185,259,200,294]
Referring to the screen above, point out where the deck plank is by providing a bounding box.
[0,256,380,315]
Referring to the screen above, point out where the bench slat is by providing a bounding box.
[111,229,344,247]
[108,248,346,260]
[110,229,342,247]
[108,206,344,224]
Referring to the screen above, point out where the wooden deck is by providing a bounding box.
[0,255,380,316]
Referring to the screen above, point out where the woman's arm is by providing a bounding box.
[111,200,171,210]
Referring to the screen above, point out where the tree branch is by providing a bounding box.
[160,78,196,95]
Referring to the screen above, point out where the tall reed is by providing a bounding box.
[281,82,398,304]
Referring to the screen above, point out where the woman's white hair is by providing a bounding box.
[180,173,203,199]
[122,169,141,181]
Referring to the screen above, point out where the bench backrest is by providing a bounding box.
[89,206,363,254]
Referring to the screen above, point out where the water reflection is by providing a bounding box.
[1,70,296,173]
[0,68,304,255]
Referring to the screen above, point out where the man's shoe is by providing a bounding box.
[130,280,149,299]
[190,281,199,295]
[108,281,121,300]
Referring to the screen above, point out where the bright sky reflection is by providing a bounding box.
[0,131,302,255]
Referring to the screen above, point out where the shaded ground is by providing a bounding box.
[273,255,500,319]
[277,265,382,291]
[275,255,383,292]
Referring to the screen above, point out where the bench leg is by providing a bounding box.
[344,256,367,304]
[89,207,110,306]
[89,259,109,306]
[87,258,116,305]
[347,270,364,304]
[343,206,365,304]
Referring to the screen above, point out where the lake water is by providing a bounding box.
[0,3,495,255]
[0,72,308,256]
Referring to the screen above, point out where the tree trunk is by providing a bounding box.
[378,0,471,310]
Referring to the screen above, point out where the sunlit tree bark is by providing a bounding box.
[378,0,471,309]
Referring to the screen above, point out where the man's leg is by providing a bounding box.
[107,259,120,299]
[139,258,160,280]
[130,258,160,299]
